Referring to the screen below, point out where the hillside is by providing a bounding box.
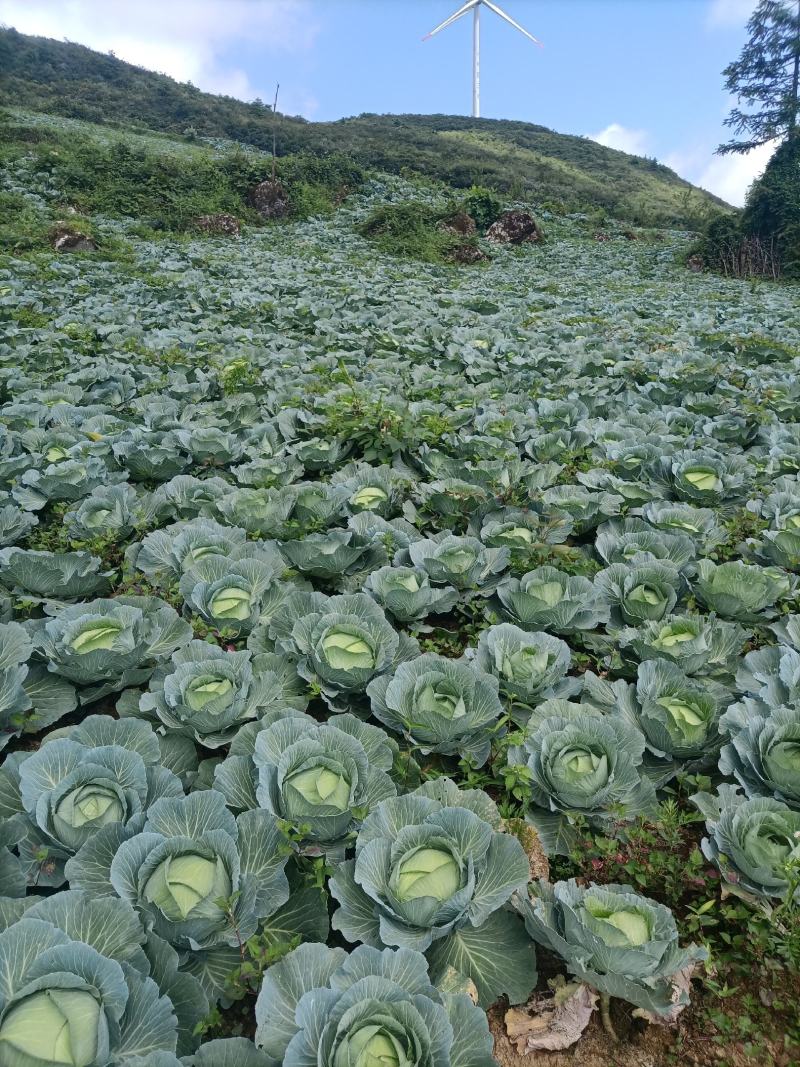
[0,26,728,227]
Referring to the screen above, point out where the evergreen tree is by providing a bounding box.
[719,0,800,154]
[742,131,800,274]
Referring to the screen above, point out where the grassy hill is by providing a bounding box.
[0,27,729,228]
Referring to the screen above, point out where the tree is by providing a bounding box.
[742,132,800,274]
[719,0,800,154]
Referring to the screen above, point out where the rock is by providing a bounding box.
[485,210,543,245]
[686,253,704,272]
[51,223,96,252]
[193,213,241,237]
[250,178,290,220]
[449,243,490,264]
[440,211,477,236]
[594,231,611,242]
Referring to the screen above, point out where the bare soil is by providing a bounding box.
[489,995,794,1067]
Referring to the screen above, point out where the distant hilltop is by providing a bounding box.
[0,26,730,227]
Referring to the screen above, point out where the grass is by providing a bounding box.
[0,108,365,247]
[2,26,732,228]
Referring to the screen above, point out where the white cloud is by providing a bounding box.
[589,123,649,156]
[590,123,770,208]
[706,0,757,29]
[695,141,778,204]
[664,140,777,206]
[0,0,321,114]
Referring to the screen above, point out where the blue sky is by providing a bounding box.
[0,0,769,204]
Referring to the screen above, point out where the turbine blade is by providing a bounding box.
[481,0,543,45]
[422,0,481,40]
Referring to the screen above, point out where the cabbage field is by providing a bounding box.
[1,173,800,1067]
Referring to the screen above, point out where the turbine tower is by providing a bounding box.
[423,0,542,119]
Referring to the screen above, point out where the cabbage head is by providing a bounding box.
[330,778,536,1006]
[368,654,504,766]
[594,561,684,627]
[474,505,572,552]
[174,425,244,465]
[495,565,608,634]
[13,456,121,511]
[112,428,189,482]
[254,943,496,1067]
[0,715,183,887]
[694,559,791,621]
[0,503,37,548]
[515,879,706,1016]
[333,463,405,518]
[0,549,113,603]
[641,501,725,552]
[0,891,199,1065]
[617,613,746,680]
[65,791,291,995]
[508,703,656,852]
[179,551,287,637]
[407,534,509,594]
[364,566,459,623]
[719,699,800,805]
[540,485,622,533]
[126,519,248,586]
[281,529,387,584]
[594,518,695,568]
[135,641,296,748]
[31,595,192,703]
[665,449,753,505]
[214,709,398,859]
[0,620,77,751]
[64,484,142,541]
[692,784,800,900]
[272,591,406,711]
[466,623,579,719]
[582,661,726,784]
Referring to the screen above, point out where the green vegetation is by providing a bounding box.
[0,108,365,245]
[693,133,800,278]
[358,201,458,262]
[2,19,800,1067]
[743,131,800,274]
[358,188,506,263]
[718,0,800,155]
[0,27,729,227]
[693,0,800,279]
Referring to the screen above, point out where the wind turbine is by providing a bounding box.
[422,0,542,119]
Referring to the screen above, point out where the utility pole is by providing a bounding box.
[271,83,280,182]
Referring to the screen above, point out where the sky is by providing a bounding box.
[0,0,773,206]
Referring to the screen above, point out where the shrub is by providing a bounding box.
[358,201,461,262]
[742,131,800,277]
[461,184,504,229]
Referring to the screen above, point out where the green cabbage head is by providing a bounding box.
[254,943,496,1067]
[330,778,535,1007]
[692,784,800,900]
[515,878,706,1016]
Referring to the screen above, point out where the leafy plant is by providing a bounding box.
[330,777,536,1006]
